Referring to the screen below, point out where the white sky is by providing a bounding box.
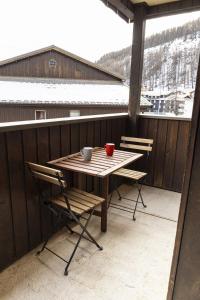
[0,0,200,62]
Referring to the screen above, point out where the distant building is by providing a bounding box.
[0,45,151,122]
[142,90,193,115]
[0,77,128,122]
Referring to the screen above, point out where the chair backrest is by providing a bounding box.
[120,136,153,152]
[27,162,67,188]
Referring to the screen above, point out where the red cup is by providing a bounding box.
[105,143,115,156]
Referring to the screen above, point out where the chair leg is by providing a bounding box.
[108,192,113,208]
[71,210,103,251]
[64,209,102,276]
[132,182,142,221]
[116,188,122,200]
[65,222,74,234]
[108,176,122,208]
[138,184,147,208]
[36,237,50,256]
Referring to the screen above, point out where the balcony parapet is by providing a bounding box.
[139,113,191,122]
[0,112,128,133]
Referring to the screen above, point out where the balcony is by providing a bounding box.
[0,112,190,299]
[0,184,180,299]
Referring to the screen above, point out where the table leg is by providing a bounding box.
[101,176,109,232]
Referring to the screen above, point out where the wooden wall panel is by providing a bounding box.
[60,125,70,156]
[23,129,41,249]
[163,121,179,189]
[70,124,80,188]
[146,119,158,186]
[6,131,29,258]
[173,121,190,192]
[79,123,88,190]
[0,133,14,269]
[154,120,167,187]
[86,122,95,192]
[138,117,191,192]
[100,120,107,147]
[37,127,53,239]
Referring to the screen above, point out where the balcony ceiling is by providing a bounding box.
[101,0,200,22]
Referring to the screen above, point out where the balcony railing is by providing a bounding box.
[0,112,190,272]
[0,113,128,271]
[138,114,191,192]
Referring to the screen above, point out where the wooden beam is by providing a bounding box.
[167,55,200,299]
[101,0,200,22]
[147,0,200,19]
[128,4,147,134]
[100,0,134,22]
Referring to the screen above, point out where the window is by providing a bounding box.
[69,110,80,117]
[49,58,57,68]
[35,110,46,120]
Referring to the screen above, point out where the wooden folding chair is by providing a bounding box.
[109,136,153,221]
[27,162,104,276]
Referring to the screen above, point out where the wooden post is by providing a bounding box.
[128,4,147,135]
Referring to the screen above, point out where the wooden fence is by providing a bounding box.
[0,113,191,271]
[0,113,127,271]
[138,115,191,192]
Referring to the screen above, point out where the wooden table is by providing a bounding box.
[48,147,142,232]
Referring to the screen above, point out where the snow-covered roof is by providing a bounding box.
[140,96,152,107]
[0,76,152,107]
[0,77,129,106]
[141,90,173,97]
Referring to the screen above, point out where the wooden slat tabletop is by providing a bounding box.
[48,147,143,178]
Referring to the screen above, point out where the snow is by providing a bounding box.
[0,77,129,105]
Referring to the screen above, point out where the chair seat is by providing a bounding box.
[113,168,147,180]
[51,187,105,215]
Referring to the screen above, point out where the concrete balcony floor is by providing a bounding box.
[0,185,180,300]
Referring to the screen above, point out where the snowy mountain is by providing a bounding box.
[97,18,200,92]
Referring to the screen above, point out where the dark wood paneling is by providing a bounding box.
[163,121,179,189]
[138,117,191,192]
[173,121,190,192]
[61,125,70,156]
[0,115,128,271]
[100,120,107,147]
[0,133,14,269]
[86,122,95,192]
[79,123,88,190]
[154,120,167,187]
[23,129,41,249]
[94,121,101,195]
[106,119,112,143]
[37,127,53,239]
[70,123,80,189]
[146,118,158,186]
[6,131,29,257]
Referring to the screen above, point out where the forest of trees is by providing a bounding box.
[97,18,200,91]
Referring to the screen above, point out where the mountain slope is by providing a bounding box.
[97,18,200,91]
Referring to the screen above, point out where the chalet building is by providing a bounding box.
[142,90,192,115]
[0,45,151,122]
